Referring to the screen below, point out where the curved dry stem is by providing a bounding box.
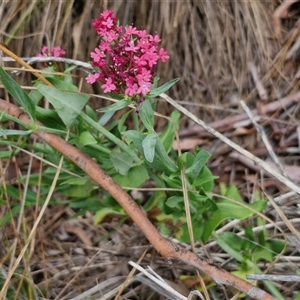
[0,99,276,300]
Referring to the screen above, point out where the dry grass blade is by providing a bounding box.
[128,261,188,300]
[114,248,148,300]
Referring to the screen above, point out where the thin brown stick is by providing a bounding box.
[0,99,276,300]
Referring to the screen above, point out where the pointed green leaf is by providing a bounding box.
[185,149,211,180]
[36,106,66,130]
[97,99,134,112]
[148,78,180,98]
[159,110,180,153]
[110,152,134,175]
[142,133,157,163]
[78,131,97,146]
[139,99,154,131]
[0,129,32,136]
[123,130,177,173]
[37,84,89,128]
[0,66,36,120]
[202,200,267,243]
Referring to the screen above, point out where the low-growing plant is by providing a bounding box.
[0,10,283,299]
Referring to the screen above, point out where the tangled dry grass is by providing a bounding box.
[1,1,300,299]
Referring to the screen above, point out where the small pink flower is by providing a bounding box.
[136,68,151,84]
[125,25,138,35]
[86,73,101,84]
[125,82,138,96]
[101,10,114,20]
[149,34,161,43]
[41,46,48,56]
[133,55,147,67]
[137,30,148,39]
[102,17,114,28]
[104,29,119,42]
[125,41,139,52]
[102,77,116,93]
[90,48,105,62]
[158,48,169,62]
[137,80,151,96]
[36,45,66,58]
[51,46,66,57]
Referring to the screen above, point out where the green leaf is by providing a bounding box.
[37,84,90,128]
[97,99,134,112]
[94,207,126,224]
[151,77,160,90]
[0,149,20,158]
[154,137,178,173]
[148,78,180,98]
[60,181,94,197]
[113,165,148,188]
[29,89,43,105]
[0,66,36,120]
[123,130,177,173]
[110,152,134,175]
[117,109,132,133]
[78,131,97,146]
[0,205,21,227]
[176,220,204,243]
[60,178,89,186]
[202,199,267,243]
[193,166,217,192]
[98,110,115,126]
[47,77,79,91]
[36,106,66,130]
[85,105,97,122]
[0,129,32,136]
[221,184,243,201]
[122,130,144,153]
[166,196,184,209]
[178,152,195,170]
[213,232,246,263]
[161,173,183,189]
[185,149,211,180]
[159,110,180,153]
[139,99,154,132]
[142,133,157,163]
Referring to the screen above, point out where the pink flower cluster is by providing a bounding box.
[37,46,66,58]
[86,10,169,101]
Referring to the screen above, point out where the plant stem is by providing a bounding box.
[80,112,141,164]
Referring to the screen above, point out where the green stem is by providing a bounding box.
[80,112,141,164]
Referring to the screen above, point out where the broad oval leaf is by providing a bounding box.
[78,131,97,146]
[142,133,157,163]
[139,99,154,132]
[110,152,134,175]
[37,84,90,128]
